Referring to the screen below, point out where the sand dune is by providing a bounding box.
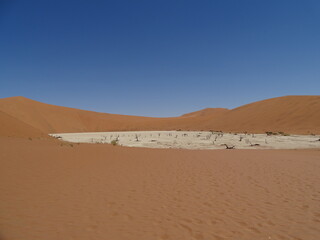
[0,111,44,138]
[0,96,148,134]
[181,107,228,117]
[0,95,319,138]
[1,137,320,240]
[1,95,320,239]
[0,97,225,136]
[204,96,320,134]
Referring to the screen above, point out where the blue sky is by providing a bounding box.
[1,0,319,117]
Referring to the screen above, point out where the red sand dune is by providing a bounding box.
[203,96,320,134]
[1,95,320,240]
[1,137,320,240]
[0,111,45,138]
[0,95,319,138]
[181,107,228,117]
[0,96,226,136]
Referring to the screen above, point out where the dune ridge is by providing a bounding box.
[0,95,319,138]
[181,108,228,117]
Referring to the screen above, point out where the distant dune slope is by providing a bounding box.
[204,96,320,134]
[0,97,153,134]
[0,97,225,136]
[0,95,319,137]
[181,108,228,117]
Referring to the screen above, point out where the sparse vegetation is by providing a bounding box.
[266,131,278,136]
[52,130,319,150]
[111,140,118,146]
[59,142,74,147]
[250,143,260,147]
[266,131,290,136]
[277,132,290,136]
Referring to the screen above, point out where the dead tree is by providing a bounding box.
[250,143,260,147]
[222,144,235,149]
[248,140,260,147]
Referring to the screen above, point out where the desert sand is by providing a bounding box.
[1,95,320,239]
[1,137,320,240]
[50,131,320,150]
[1,95,320,138]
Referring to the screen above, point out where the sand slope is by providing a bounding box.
[0,95,319,137]
[0,111,44,138]
[205,96,320,134]
[181,108,228,117]
[0,97,225,136]
[1,137,320,240]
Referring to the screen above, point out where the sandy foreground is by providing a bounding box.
[50,131,320,149]
[1,137,320,240]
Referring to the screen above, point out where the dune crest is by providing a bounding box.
[181,108,228,117]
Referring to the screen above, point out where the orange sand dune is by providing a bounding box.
[0,111,45,138]
[1,137,320,240]
[204,96,320,134]
[181,107,228,117]
[1,96,320,239]
[0,96,225,136]
[0,95,319,137]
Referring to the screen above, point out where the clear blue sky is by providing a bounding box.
[1,0,319,117]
